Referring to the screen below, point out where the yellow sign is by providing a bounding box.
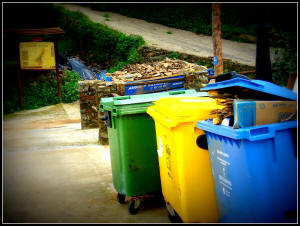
[19,42,56,70]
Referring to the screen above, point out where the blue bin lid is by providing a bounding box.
[197,120,297,142]
[200,78,297,101]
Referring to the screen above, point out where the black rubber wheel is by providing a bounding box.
[128,199,141,215]
[168,212,182,223]
[117,193,126,204]
[166,204,182,223]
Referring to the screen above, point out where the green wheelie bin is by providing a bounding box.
[99,89,209,214]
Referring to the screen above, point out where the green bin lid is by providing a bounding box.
[99,89,209,116]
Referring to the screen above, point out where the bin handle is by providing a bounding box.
[113,96,131,100]
[100,116,108,121]
[99,104,104,110]
[245,126,275,141]
[169,90,186,95]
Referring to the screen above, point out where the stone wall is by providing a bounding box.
[77,75,206,145]
[78,45,256,145]
[78,80,126,145]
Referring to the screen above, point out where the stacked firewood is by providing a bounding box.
[106,58,208,82]
[210,95,237,125]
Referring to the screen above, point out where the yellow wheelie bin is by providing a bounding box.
[146,97,224,223]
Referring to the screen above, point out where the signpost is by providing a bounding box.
[19,42,56,70]
[14,27,64,109]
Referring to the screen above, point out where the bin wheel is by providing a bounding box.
[166,203,182,223]
[128,198,141,215]
[168,212,182,223]
[117,193,126,204]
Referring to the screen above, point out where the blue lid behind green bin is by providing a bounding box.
[200,78,297,101]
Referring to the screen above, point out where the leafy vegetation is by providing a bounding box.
[104,13,110,21]
[167,52,179,59]
[47,4,145,69]
[3,71,82,115]
[3,3,146,114]
[61,71,83,103]
[271,35,297,86]
[57,38,77,55]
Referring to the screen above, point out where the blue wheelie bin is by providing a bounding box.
[196,78,297,223]
[197,120,297,223]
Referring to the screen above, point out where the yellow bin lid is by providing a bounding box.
[147,96,224,128]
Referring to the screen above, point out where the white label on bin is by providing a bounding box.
[219,175,232,198]
[222,186,231,197]
[219,175,232,187]
[157,137,163,158]
[217,150,229,158]
[217,157,230,166]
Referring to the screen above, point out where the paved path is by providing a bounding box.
[3,101,169,223]
[61,3,280,67]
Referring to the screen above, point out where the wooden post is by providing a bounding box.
[16,42,23,110]
[212,3,223,76]
[287,71,297,90]
[54,39,62,101]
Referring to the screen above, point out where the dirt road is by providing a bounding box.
[61,3,280,67]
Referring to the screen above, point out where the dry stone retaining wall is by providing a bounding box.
[78,45,255,145]
[78,80,125,145]
[77,74,205,145]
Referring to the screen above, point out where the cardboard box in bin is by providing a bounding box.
[233,100,297,128]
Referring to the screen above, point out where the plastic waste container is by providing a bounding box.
[200,77,297,101]
[146,96,225,222]
[197,77,297,223]
[99,89,209,214]
[196,120,297,223]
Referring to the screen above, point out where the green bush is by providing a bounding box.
[46,4,145,69]
[168,52,179,59]
[3,70,82,115]
[3,3,147,114]
[3,86,20,114]
[61,71,82,103]
[57,38,77,55]
[272,35,298,86]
